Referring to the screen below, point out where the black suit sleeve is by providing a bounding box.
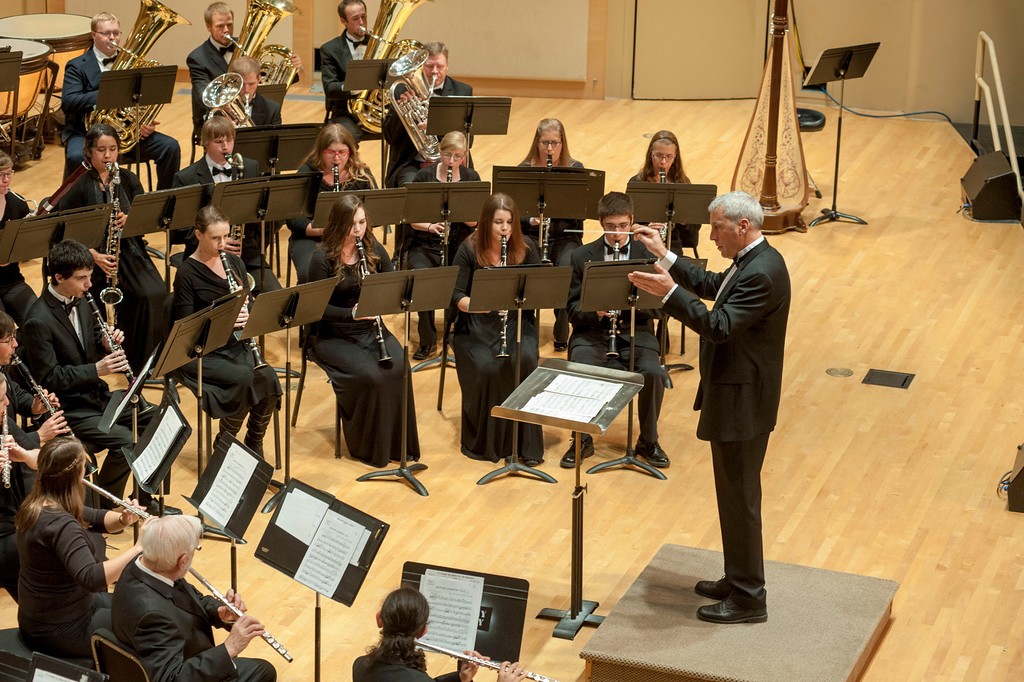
[22,316,102,396]
[61,57,97,124]
[131,609,236,682]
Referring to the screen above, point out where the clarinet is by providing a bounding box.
[99,162,124,326]
[415,641,559,682]
[539,154,553,263]
[9,356,74,438]
[81,478,293,663]
[219,251,269,369]
[354,239,392,363]
[227,154,245,241]
[440,164,453,267]
[607,240,621,359]
[496,235,510,359]
[1,412,9,489]
[84,292,136,385]
[332,163,341,191]
[658,167,668,241]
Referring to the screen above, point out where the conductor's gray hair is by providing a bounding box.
[141,515,203,571]
[708,191,764,229]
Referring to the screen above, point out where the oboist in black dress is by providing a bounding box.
[406,131,480,360]
[451,193,544,465]
[629,129,701,256]
[518,118,585,352]
[286,123,377,285]
[172,205,281,456]
[308,195,420,467]
[54,123,169,371]
[0,152,39,325]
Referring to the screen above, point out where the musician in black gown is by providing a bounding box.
[451,193,543,465]
[309,195,419,467]
[0,152,39,325]
[629,130,701,256]
[172,206,281,456]
[518,118,584,352]
[406,131,479,360]
[286,123,377,285]
[54,123,169,371]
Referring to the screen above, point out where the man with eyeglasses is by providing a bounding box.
[112,515,277,682]
[61,12,181,190]
[561,191,670,469]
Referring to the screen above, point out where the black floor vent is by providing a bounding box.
[863,369,914,389]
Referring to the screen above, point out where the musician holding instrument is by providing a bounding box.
[187,2,239,138]
[562,192,669,469]
[229,56,283,126]
[308,195,420,468]
[61,12,181,190]
[451,194,543,465]
[286,123,377,285]
[112,514,277,682]
[407,131,479,361]
[518,118,584,352]
[15,438,142,658]
[629,130,701,256]
[21,240,157,511]
[320,0,370,140]
[0,153,39,325]
[172,205,281,457]
[354,587,526,682]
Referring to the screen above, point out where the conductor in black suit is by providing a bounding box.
[320,0,370,140]
[629,190,791,625]
[62,12,181,190]
[186,2,237,138]
[112,515,277,682]
[563,192,669,469]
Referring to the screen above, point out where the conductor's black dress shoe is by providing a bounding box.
[696,598,767,624]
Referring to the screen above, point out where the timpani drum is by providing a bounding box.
[0,14,92,92]
[0,39,53,121]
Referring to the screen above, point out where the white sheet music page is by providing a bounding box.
[132,406,184,482]
[419,569,485,652]
[293,510,364,597]
[200,442,259,529]
[276,488,329,545]
[29,671,78,682]
[521,373,621,422]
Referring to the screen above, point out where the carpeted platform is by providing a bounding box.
[581,545,898,682]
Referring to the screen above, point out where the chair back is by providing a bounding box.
[90,629,152,682]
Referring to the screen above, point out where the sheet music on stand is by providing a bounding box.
[184,433,273,539]
[126,393,192,495]
[256,479,389,605]
[27,652,107,682]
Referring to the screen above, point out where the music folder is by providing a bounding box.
[126,392,193,495]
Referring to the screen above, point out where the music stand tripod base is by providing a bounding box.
[586,449,667,480]
[476,459,557,486]
[809,208,868,227]
[357,462,429,497]
[536,601,604,640]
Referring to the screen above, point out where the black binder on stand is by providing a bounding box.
[125,393,192,496]
[0,205,111,262]
[185,432,273,541]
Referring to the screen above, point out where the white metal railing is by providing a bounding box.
[974,31,1023,200]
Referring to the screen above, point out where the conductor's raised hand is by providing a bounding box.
[632,225,667,259]
[224,614,265,657]
[627,262,675,298]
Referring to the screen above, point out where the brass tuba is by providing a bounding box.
[86,0,190,152]
[347,0,432,134]
[388,49,439,162]
[228,0,300,87]
[202,72,255,127]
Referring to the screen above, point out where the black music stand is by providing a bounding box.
[0,205,110,263]
[627,181,717,378]
[95,65,177,171]
[578,259,666,480]
[426,96,512,141]
[121,185,207,287]
[345,58,396,182]
[237,277,337,512]
[232,123,321,175]
[471,264,572,485]
[805,42,880,227]
[354,266,459,496]
[0,50,21,161]
[127,392,191,519]
[311,187,407,233]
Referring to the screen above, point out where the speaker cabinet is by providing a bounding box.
[961,152,1021,221]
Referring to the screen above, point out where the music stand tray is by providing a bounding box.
[233,123,322,174]
[626,181,717,226]
[121,185,207,238]
[402,181,492,225]
[152,291,245,378]
[95,65,177,110]
[312,187,407,228]
[0,205,110,263]
[344,58,395,93]
[426,96,512,137]
[211,173,320,225]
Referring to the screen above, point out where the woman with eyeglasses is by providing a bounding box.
[629,130,700,256]
[15,438,142,658]
[287,123,377,284]
[0,153,39,325]
[405,131,480,360]
[518,118,584,352]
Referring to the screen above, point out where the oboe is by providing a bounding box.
[607,240,621,359]
[658,167,668,241]
[332,163,340,191]
[80,478,293,663]
[496,235,510,359]
[9,356,74,438]
[440,164,453,266]
[84,292,136,385]
[354,239,392,363]
[2,412,10,489]
[219,251,269,370]
[415,641,559,682]
[539,154,553,263]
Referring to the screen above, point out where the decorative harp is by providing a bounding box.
[732,0,809,233]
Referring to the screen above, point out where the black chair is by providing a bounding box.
[91,628,151,682]
[0,628,95,673]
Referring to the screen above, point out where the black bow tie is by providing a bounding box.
[101,54,117,66]
[218,44,234,57]
[62,300,79,317]
[346,34,369,47]
[211,165,232,178]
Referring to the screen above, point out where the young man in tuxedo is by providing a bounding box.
[320,0,370,140]
[562,191,669,469]
[229,56,283,127]
[186,2,237,139]
[61,12,181,189]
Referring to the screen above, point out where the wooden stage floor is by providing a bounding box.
[2,85,1022,681]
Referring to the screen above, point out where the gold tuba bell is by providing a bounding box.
[86,0,190,152]
[228,0,300,87]
[347,0,432,134]
[202,72,255,127]
[388,49,440,162]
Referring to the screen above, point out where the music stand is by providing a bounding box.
[491,358,642,639]
[237,277,338,512]
[120,184,207,287]
[804,42,880,227]
[471,264,572,485]
[426,96,512,140]
[127,392,191,519]
[0,205,110,263]
[232,123,321,175]
[311,187,407,232]
[345,58,396,183]
[578,259,666,480]
[94,65,177,170]
[627,181,717,377]
[354,266,459,496]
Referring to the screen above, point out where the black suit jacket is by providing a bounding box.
[567,238,661,352]
[61,50,104,142]
[352,655,459,682]
[249,93,282,127]
[112,559,237,682]
[320,34,355,119]
[383,76,473,187]
[187,40,230,133]
[172,156,262,260]
[664,239,790,442]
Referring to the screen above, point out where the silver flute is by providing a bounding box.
[2,411,9,489]
[9,356,74,438]
[354,239,392,363]
[219,251,269,370]
[496,234,510,358]
[607,240,621,359]
[415,640,559,682]
[81,478,293,662]
[84,292,136,385]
